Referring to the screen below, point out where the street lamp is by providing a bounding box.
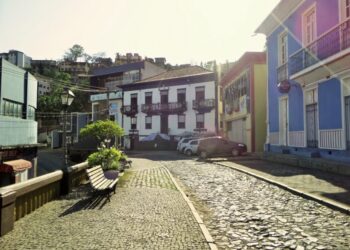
[61,88,75,166]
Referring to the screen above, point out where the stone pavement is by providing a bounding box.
[0,157,210,250]
[163,157,350,250]
[213,158,350,211]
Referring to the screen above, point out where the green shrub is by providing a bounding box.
[87,147,122,170]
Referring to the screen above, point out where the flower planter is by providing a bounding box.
[104,170,119,180]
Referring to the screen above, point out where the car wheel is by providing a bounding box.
[232,149,239,157]
[185,149,192,156]
[200,151,208,159]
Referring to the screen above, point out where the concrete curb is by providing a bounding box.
[213,161,350,215]
[164,167,218,250]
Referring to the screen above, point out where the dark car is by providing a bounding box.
[197,137,247,158]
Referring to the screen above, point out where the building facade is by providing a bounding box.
[0,58,38,187]
[221,52,267,152]
[90,61,166,124]
[0,50,31,69]
[120,66,216,149]
[257,0,350,161]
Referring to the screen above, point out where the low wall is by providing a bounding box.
[0,161,89,236]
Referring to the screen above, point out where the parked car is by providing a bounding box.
[183,137,220,156]
[177,137,197,152]
[197,137,247,158]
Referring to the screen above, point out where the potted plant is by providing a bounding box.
[87,144,122,179]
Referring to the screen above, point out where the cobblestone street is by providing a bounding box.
[160,154,350,250]
[0,157,209,250]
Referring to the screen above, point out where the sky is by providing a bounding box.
[0,0,279,65]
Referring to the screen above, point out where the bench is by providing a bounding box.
[86,165,119,201]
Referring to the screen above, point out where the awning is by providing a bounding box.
[0,159,32,173]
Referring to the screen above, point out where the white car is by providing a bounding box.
[177,137,196,152]
[183,139,200,156]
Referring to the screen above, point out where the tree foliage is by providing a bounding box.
[87,147,122,170]
[80,120,124,143]
[64,44,85,62]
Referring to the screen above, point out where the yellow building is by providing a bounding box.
[220,52,267,152]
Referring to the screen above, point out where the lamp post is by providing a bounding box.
[61,88,75,166]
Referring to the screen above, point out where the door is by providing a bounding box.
[341,0,350,50]
[345,96,350,149]
[229,119,246,144]
[303,6,317,64]
[160,115,168,134]
[279,97,288,146]
[306,103,318,148]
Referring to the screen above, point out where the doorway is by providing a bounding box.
[306,103,318,148]
[161,115,168,134]
[345,96,350,149]
[279,97,288,146]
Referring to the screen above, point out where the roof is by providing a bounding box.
[220,52,266,87]
[92,61,145,77]
[0,159,32,173]
[255,0,303,35]
[136,66,213,83]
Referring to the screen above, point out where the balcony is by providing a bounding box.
[141,102,187,115]
[121,105,138,117]
[289,18,350,83]
[192,99,215,113]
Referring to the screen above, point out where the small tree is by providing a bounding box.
[80,120,124,147]
[80,120,125,170]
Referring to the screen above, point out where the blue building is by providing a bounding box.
[256,0,350,162]
[0,58,38,186]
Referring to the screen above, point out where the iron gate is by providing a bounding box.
[346,96,350,150]
[306,103,318,148]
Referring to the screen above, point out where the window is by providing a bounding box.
[160,90,168,104]
[131,117,137,129]
[145,116,152,129]
[27,106,35,120]
[190,140,198,145]
[196,113,204,128]
[279,32,288,65]
[224,71,249,113]
[178,114,185,129]
[1,99,24,118]
[177,89,186,103]
[131,94,138,106]
[145,92,152,104]
[195,86,205,101]
[303,5,316,46]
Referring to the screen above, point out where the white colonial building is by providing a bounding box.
[120,66,217,149]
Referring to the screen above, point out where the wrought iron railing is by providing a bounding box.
[277,62,288,82]
[121,105,138,116]
[290,18,350,75]
[141,102,187,114]
[192,99,216,111]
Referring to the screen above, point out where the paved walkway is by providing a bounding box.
[163,156,350,249]
[0,157,209,250]
[212,158,350,212]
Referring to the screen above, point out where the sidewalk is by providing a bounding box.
[213,158,350,213]
[0,157,211,249]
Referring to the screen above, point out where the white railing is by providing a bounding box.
[269,132,280,145]
[290,17,350,75]
[288,131,305,147]
[319,129,344,149]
